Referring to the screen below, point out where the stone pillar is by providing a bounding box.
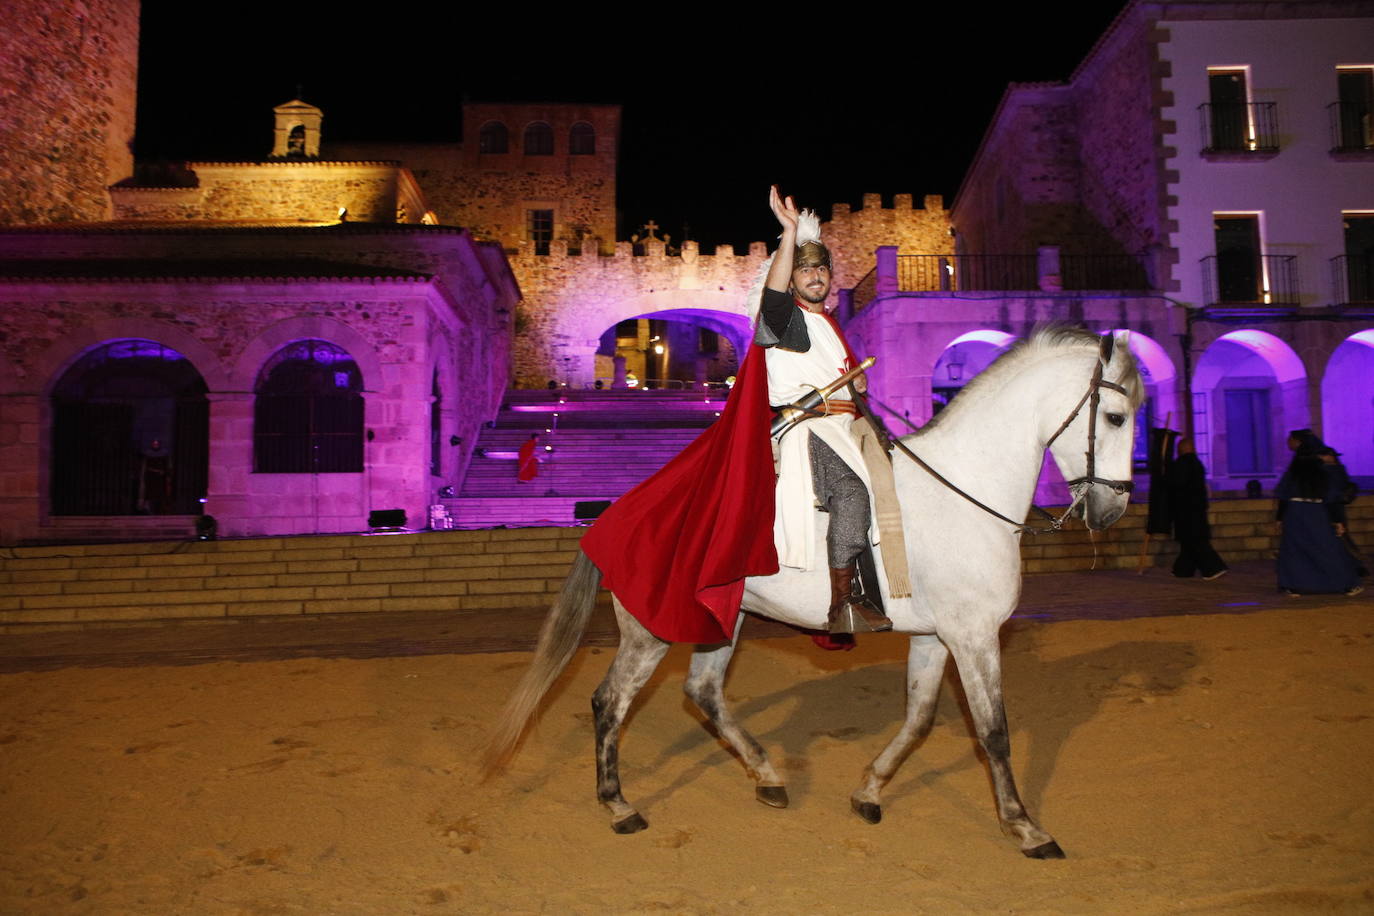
[876,246,899,295]
[0,393,41,545]
[1037,246,1062,292]
[203,392,254,537]
[938,257,952,292]
[612,355,628,389]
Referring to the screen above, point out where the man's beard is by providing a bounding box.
[795,285,829,305]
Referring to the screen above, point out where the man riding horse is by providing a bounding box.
[580,187,895,645]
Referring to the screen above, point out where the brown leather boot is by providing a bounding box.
[827,565,893,634]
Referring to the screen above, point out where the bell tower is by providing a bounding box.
[270,98,323,159]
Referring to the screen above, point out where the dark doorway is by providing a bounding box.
[1344,213,1374,303]
[50,340,209,515]
[1336,68,1373,151]
[1208,69,1249,151]
[1214,215,1262,303]
[1223,388,1272,475]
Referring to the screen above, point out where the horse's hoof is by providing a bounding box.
[851,798,882,824]
[755,785,789,808]
[1023,840,1066,859]
[611,813,649,834]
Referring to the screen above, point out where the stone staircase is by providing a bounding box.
[445,388,722,527]
[2,499,1366,632]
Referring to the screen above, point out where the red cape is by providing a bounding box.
[580,343,779,643]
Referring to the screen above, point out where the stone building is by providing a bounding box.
[858,0,1374,492]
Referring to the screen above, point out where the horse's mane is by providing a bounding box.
[915,324,1143,437]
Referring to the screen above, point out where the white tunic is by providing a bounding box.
[766,308,877,571]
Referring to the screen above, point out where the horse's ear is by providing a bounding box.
[1099,333,1116,365]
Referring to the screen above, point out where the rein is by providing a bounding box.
[856,337,1133,535]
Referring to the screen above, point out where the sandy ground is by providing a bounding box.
[2,606,1372,915]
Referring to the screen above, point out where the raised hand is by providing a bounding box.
[769,185,799,234]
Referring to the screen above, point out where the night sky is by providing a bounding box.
[135,2,1126,249]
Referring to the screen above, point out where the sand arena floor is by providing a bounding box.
[3,589,1373,914]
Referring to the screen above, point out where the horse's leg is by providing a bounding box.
[948,635,1065,859]
[592,599,671,834]
[683,616,788,808]
[850,633,949,824]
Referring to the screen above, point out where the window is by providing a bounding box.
[523,121,553,156]
[526,209,553,255]
[254,340,364,473]
[569,121,595,155]
[478,121,508,154]
[1335,67,1374,151]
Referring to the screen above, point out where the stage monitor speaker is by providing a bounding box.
[368,509,407,529]
[573,500,611,521]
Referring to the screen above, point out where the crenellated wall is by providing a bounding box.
[506,195,952,387]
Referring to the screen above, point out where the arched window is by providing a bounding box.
[523,121,554,156]
[478,121,508,154]
[50,339,208,515]
[569,121,595,155]
[254,340,364,473]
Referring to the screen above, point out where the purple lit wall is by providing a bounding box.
[1321,331,1374,477]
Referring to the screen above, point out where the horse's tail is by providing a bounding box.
[481,549,603,779]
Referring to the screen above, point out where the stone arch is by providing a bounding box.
[554,288,753,388]
[232,316,383,393]
[48,339,210,516]
[34,318,229,397]
[1320,329,1374,477]
[1193,329,1307,483]
[931,329,1015,413]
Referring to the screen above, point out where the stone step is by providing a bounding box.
[3,500,1367,630]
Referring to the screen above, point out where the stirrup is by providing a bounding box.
[828,596,893,634]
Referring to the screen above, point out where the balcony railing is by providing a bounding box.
[1059,254,1153,290]
[893,255,1038,291]
[1328,101,1374,152]
[1331,254,1374,305]
[1198,102,1279,153]
[1200,253,1298,307]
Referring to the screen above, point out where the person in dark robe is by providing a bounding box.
[1275,448,1362,596]
[1167,437,1227,579]
[1317,446,1367,577]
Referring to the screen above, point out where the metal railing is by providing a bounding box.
[898,254,1039,291]
[850,252,1154,312]
[1328,101,1374,152]
[1200,253,1298,307]
[1331,254,1374,305]
[1198,102,1279,153]
[1059,254,1153,290]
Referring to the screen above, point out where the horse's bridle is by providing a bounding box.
[860,335,1133,535]
[1044,335,1135,499]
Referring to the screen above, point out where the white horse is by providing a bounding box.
[485,327,1142,859]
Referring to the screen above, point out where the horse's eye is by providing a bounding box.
[1106,413,1126,428]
